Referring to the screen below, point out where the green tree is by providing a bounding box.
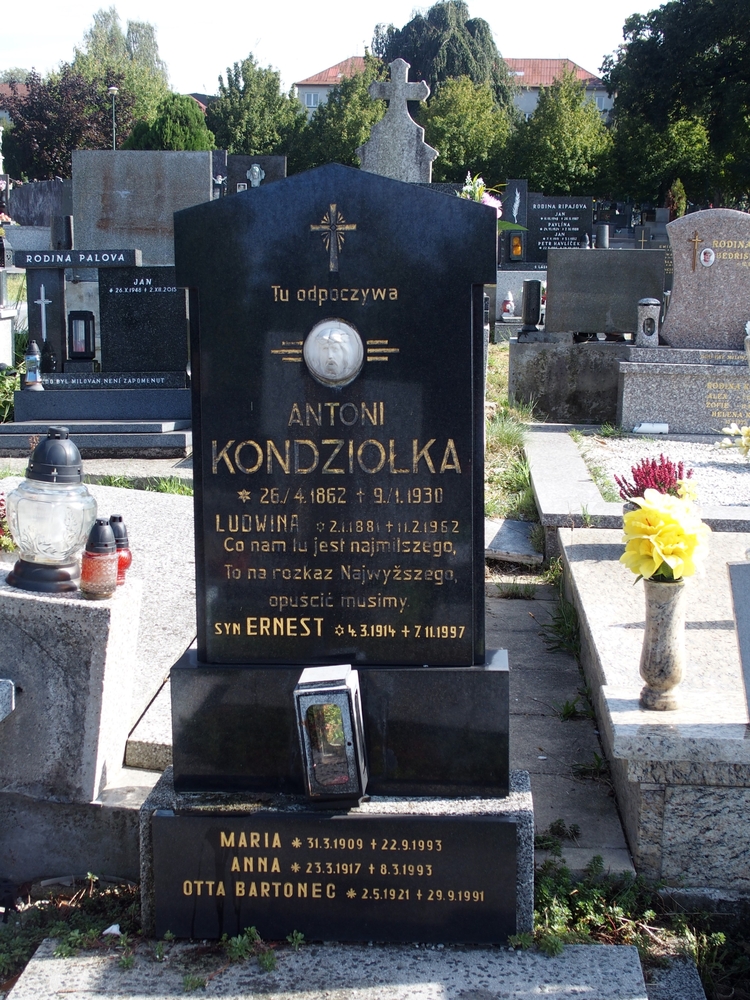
[604,111,713,204]
[506,69,611,194]
[72,6,170,124]
[123,93,214,150]
[206,54,306,158]
[602,0,750,201]
[373,0,514,109]
[299,55,386,171]
[1,67,136,178]
[0,68,29,84]
[417,76,511,184]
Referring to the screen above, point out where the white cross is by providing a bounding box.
[34,284,52,342]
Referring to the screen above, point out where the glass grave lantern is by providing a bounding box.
[294,665,368,801]
[6,427,97,593]
[67,311,96,360]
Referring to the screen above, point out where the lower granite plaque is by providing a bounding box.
[152,811,517,942]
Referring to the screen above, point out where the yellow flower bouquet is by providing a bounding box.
[620,488,711,582]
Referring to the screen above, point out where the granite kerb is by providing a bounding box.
[525,424,750,535]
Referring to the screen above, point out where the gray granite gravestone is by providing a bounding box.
[545,248,667,334]
[660,208,750,350]
[72,151,213,266]
[356,59,438,183]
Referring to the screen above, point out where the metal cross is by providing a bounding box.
[638,230,648,249]
[688,230,703,271]
[34,284,52,341]
[310,203,357,272]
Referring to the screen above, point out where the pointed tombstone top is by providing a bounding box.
[356,58,438,184]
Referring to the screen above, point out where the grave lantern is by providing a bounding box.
[5,427,97,593]
[636,297,661,348]
[67,310,96,360]
[294,665,368,800]
[506,230,525,262]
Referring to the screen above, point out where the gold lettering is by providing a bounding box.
[357,439,386,474]
[220,832,235,848]
[267,440,291,474]
[440,439,462,473]
[288,403,303,426]
[389,439,409,473]
[235,440,263,474]
[212,440,235,474]
[231,857,240,872]
[413,439,436,473]
[322,440,345,474]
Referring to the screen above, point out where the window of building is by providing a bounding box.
[305,92,319,108]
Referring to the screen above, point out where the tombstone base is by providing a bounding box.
[170,647,510,798]
[139,766,533,941]
[509,338,631,423]
[617,349,750,433]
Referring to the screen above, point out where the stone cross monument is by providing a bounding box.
[356,58,438,183]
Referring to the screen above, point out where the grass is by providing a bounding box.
[484,343,540,525]
[568,427,624,504]
[86,475,194,496]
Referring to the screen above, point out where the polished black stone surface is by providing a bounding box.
[16,249,141,268]
[170,647,509,797]
[26,269,66,371]
[98,266,189,373]
[526,194,594,262]
[151,809,516,942]
[174,163,496,667]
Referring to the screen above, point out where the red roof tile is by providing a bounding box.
[0,82,29,101]
[295,57,366,87]
[504,59,603,88]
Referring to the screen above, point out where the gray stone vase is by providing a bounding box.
[639,578,686,710]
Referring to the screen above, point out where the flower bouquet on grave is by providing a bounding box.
[615,454,694,504]
[459,173,526,233]
[620,488,710,711]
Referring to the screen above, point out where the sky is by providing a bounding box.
[1,0,657,96]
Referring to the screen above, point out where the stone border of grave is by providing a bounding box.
[525,424,750,557]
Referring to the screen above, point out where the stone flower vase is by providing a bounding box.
[639,578,686,710]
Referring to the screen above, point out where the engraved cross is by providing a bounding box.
[688,230,703,271]
[34,283,52,341]
[310,203,357,272]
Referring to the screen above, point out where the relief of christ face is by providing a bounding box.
[303,319,364,387]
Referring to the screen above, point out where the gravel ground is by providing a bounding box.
[577,432,750,507]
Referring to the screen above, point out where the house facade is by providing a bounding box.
[294,57,365,118]
[504,59,613,119]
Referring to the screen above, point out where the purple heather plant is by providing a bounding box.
[615,454,694,501]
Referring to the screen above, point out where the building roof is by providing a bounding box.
[503,59,603,89]
[0,82,29,102]
[295,57,366,87]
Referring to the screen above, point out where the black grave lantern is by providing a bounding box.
[294,665,368,800]
[506,230,526,262]
[67,311,96,360]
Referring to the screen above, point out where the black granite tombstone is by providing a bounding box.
[174,163,495,667]
[26,270,66,371]
[150,164,522,944]
[98,266,189,373]
[526,194,594,264]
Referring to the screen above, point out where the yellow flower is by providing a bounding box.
[620,488,710,581]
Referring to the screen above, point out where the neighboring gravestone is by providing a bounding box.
[138,163,534,945]
[72,151,213,266]
[502,179,528,229]
[526,194,594,263]
[99,267,189,374]
[356,59,438,183]
[545,248,667,334]
[226,155,286,195]
[660,209,750,350]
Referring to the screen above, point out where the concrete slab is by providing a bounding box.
[510,716,604,777]
[8,939,649,1000]
[0,765,160,883]
[484,517,543,566]
[560,526,750,890]
[126,680,172,771]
